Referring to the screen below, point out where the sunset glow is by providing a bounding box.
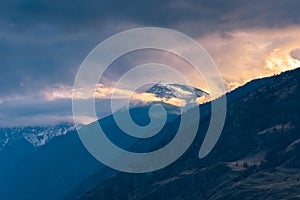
[264,48,300,71]
[199,26,300,91]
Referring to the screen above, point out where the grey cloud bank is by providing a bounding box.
[1,0,300,96]
[0,0,300,126]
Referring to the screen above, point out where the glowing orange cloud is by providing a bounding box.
[196,95,211,104]
[264,48,300,71]
[42,27,300,104]
[198,26,300,91]
[45,83,199,107]
[131,92,187,107]
[42,84,73,100]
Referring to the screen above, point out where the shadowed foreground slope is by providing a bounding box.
[79,68,300,200]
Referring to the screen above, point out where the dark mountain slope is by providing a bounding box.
[0,100,181,200]
[0,130,104,200]
[79,68,300,200]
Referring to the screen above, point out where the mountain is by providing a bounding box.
[146,82,208,100]
[0,100,182,200]
[0,128,105,200]
[0,123,74,151]
[77,68,300,200]
[1,69,299,200]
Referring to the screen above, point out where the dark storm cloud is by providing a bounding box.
[291,49,300,61]
[3,0,300,31]
[0,0,300,126]
[1,0,300,97]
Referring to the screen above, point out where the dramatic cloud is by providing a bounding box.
[67,83,208,107]
[1,0,300,126]
[1,0,300,96]
[199,26,300,90]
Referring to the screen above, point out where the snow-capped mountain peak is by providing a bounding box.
[0,123,74,151]
[146,82,209,101]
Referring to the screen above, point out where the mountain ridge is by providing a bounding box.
[146,82,209,100]
[1,69,299,200]
[0,123,74,151]
[77,68,300,200]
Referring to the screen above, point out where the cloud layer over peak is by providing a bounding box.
[1,0,300,126]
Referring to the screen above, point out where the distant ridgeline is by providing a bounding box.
[0,69,300,200]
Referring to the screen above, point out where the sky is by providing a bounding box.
[0,0,300,126]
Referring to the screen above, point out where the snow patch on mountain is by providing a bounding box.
[146,82,209,101]
[0,123,74,151]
